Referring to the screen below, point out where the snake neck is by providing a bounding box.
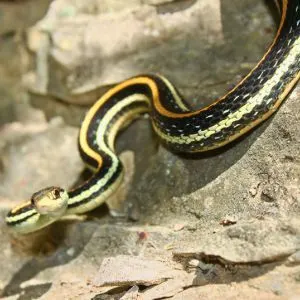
[66,155,124,215]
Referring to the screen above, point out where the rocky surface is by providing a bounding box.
[0,0,52,125]
[0,0,299,299]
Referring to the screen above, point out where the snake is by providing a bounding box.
[6,0,300,234]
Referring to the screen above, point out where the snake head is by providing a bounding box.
[31,186,68,217]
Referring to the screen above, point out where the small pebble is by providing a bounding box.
[188,259,201,268]
[67,247,75,256]
[286,251,300,265]
[173,223,185,231]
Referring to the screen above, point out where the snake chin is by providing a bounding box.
[31,186,69,217]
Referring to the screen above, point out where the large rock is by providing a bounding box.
[0,0,53,126]
[26,0,223,105]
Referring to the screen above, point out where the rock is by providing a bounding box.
[141,271,206,300]
[119,285,140,300]
[26,0,223,106]
[287,251,300,266]
[40,277,115,300]
[0,119,83,202]
[145,0,175,5]
[28,92,86,127]
[0,0,54,127]
[0,0,52,36]
[173,218,300,264]
[170,283,286,300]
[93,255,179,287]
[0,88,15,125]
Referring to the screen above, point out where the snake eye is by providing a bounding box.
[53,189,61,199]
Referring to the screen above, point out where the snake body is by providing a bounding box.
[6,0,300,233]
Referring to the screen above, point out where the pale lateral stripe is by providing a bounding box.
[107,106,150,151]
[154,36,300,145]
[67,170,124,214]
[158,75,190,111]
[68,94,149,205]
[6,209,36,223]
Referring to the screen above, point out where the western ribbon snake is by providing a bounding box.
[6,0,300,233]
